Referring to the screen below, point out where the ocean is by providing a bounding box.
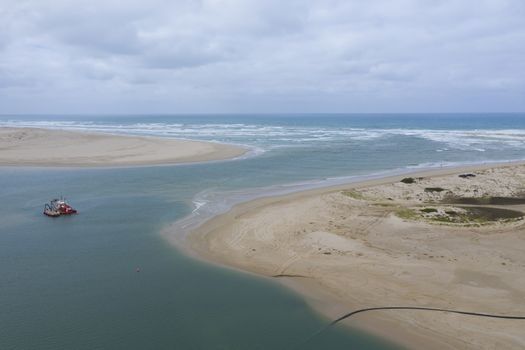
[1,114,525,349]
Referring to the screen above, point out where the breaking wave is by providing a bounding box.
[2,119,525,153]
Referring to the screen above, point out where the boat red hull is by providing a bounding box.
[43,198,78,217]
[60,210,77,215]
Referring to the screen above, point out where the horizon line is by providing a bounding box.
[1,112,525,117]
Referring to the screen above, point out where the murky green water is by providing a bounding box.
[3,113,525,349]
[0,166,401,350]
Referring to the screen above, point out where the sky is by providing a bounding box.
[0,0,524,114]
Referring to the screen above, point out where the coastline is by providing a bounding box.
[173,161,525,349]
[0,127,247,167]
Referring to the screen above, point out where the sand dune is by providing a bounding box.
[186,163,525,349]
[0,127,246,166]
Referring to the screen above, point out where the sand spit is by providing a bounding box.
[187,163,525,349]
[0,127,246,167]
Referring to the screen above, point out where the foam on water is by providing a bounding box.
[2,119,525,153]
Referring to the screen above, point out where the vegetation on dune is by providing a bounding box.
[401,177,415,184]
[444,196,525,205]
[396,205,523,225]
[374,202,395,207]
[396,208,418,220]
[341,190,366,200]
[424,187,446,193]
[464,206,524,221]
[372,176,525,226]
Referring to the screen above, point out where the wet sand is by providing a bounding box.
[0,127,247,167]
[183,162,525,349]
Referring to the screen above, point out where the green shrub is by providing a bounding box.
[424,187,445,193]
[401,177,415,184]
[341,190,365,200]
[396,208,418,220]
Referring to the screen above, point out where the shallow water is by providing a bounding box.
[1,114,525,349]
[0,166,401,350]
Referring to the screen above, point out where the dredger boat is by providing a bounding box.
[43,197,78,217]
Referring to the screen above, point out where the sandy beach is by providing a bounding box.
[184,163,525,349]
[0,127,246,167]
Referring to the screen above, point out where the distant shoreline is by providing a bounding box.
[177,161,525,350]
[0,127,247,167]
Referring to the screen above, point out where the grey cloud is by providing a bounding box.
[73,59,118,81]
[143,49,227,69]
[0,0,524,113]
[368,63,416,82]
[0,68,34,88]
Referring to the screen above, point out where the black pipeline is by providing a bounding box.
[298,306,525,348]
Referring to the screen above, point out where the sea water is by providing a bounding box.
[1,114,525,349]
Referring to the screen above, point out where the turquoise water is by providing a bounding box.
[1,114,525,349]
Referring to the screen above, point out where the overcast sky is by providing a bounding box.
[1,0,524,114]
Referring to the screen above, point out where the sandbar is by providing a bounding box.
[184,162,525,349]
[0,127,247,167]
